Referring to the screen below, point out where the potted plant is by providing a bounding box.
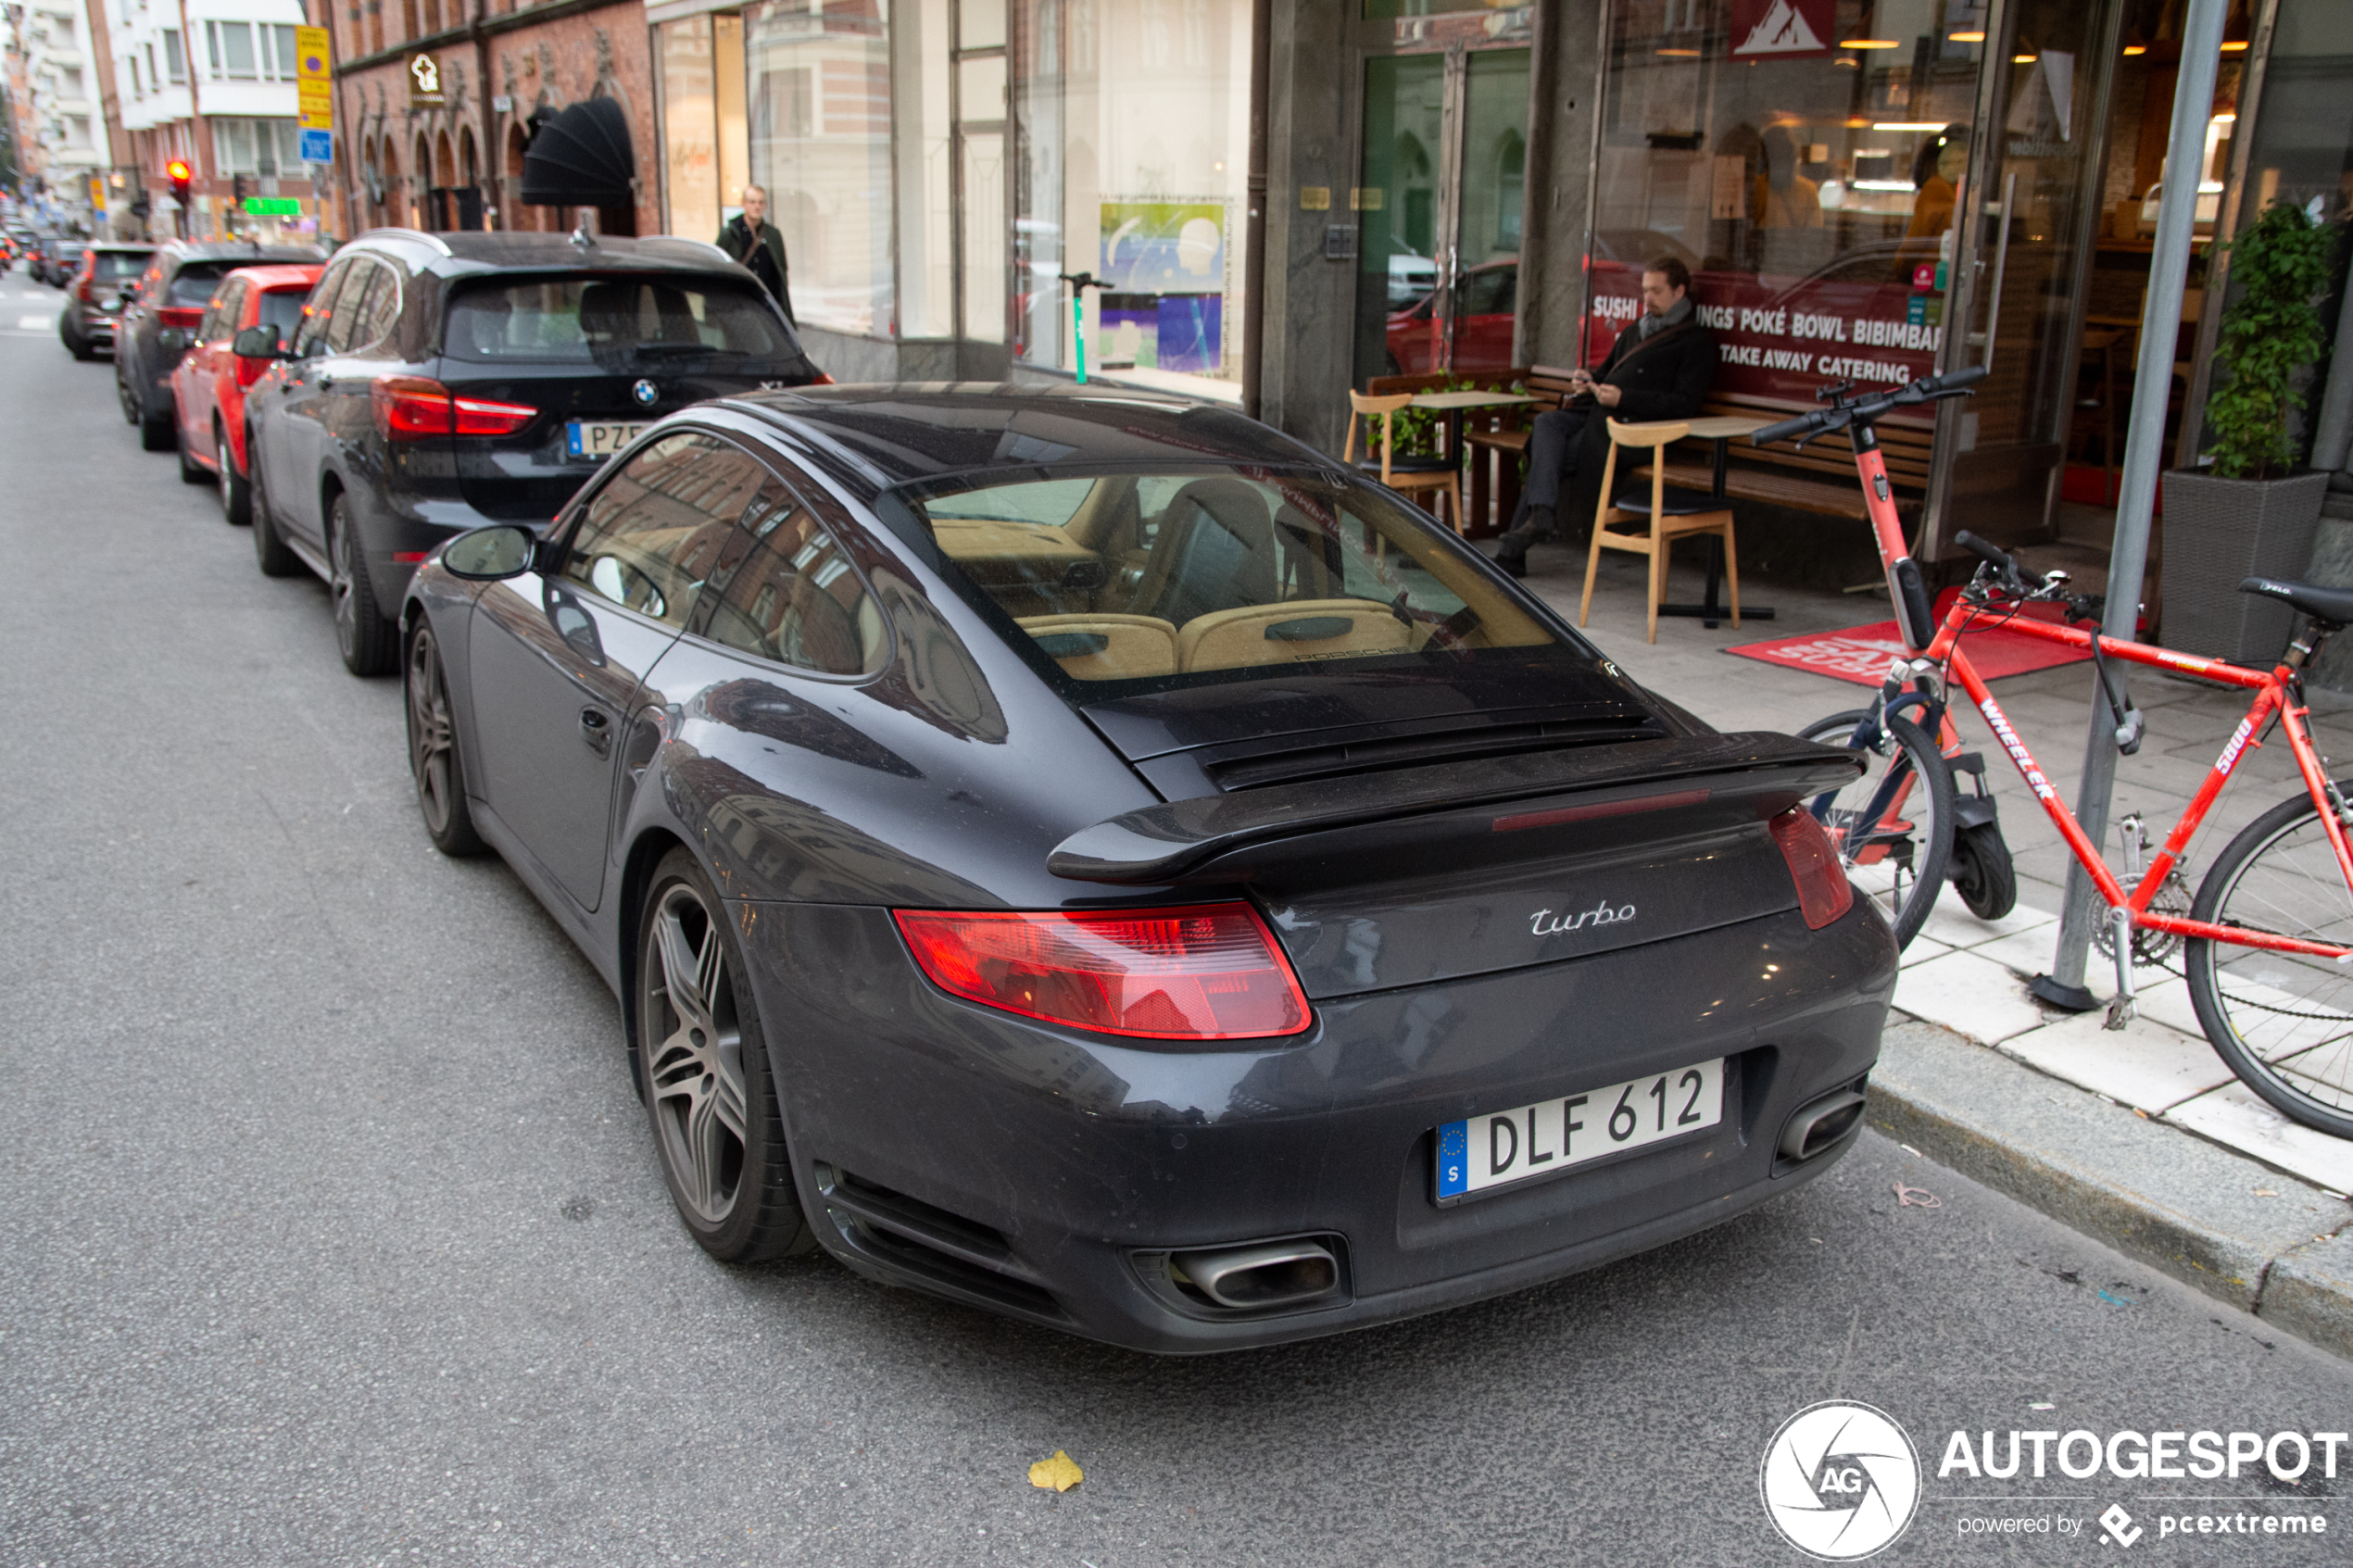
[2161,200,2340,663]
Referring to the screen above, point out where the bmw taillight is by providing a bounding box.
[893,906,1312,1041]
[372,376,536,440]
[1769,808,1856,930]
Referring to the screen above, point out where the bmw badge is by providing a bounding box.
[631,378,659,408]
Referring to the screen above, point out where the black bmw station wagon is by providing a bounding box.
[237,229,824,676]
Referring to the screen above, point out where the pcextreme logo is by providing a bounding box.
[1760,1400,1921,1560]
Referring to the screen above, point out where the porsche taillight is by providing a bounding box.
[372,376,536,440]
[893,906,1312,1041]
[1770,808,1856,930]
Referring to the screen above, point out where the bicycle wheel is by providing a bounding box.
[2184,786,2353,1139]
[1796,709,1956,948]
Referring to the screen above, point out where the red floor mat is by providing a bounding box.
[1725,593,2093,687]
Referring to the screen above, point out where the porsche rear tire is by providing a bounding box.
[635,849,814,1264]
[405,621,485,856]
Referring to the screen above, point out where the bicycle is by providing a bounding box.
[1757,380,2353,1138]
[1754,368,2016,948]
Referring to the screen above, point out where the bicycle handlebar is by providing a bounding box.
[1750,364,1989,447]
[1953,529,2018,580]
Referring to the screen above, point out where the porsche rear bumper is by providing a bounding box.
[736,897,1897,1354]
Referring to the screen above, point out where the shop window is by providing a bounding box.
[1014,0,1250,399]
[746,0,894,338]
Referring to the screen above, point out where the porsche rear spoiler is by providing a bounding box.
[1049,731,1864,884]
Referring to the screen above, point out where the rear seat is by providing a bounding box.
[1019,597,1417,678]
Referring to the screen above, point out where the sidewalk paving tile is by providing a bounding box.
[1917,898,2053,953]
[1892,950,2051,1044]
[1998,1009,2236,1115]
[1898,935,1952,968]
[2164,1083,2353,1197]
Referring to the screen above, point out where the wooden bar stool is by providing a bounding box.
[1344,390,1465,533]
[1579,419,1740,644]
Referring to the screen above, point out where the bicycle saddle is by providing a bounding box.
[2239,576,2353,626]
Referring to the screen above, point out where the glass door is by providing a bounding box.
[1921,0,2121,558]
[1353,44,1531,383]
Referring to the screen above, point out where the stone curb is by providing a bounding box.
[1865,1018,2353,1359]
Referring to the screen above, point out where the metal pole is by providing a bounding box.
[2033,0,2229,1010]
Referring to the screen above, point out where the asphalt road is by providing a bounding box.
[1,290,2348,1568]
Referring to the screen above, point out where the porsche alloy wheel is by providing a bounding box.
[635,852,811,1262]
[405,622,484,856]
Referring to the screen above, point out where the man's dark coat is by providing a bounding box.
[717,215,797,327]
[1559,313,1718,533]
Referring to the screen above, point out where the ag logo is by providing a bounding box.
[1759,1400,1919,1560]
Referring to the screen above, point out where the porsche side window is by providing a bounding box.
[560,432,767,627]
[911,470,1554,684]
[701,480,887,677]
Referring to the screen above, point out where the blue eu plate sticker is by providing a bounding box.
[1436,1120,1469,1199]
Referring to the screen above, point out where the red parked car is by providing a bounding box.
[170,263,324,524]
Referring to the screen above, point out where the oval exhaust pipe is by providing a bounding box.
[1170,1239,1340,1311]
[1779,1087,1867,1163]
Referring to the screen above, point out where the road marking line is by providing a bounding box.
[19,315,53,329]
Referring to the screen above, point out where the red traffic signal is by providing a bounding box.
[167,159,193,200]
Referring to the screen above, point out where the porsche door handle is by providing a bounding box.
[579,707,612,757]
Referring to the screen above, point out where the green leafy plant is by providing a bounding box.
[2205,201,2338,480]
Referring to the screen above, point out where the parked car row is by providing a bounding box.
[58,230,1896,1352]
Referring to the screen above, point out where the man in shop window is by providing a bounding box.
[718,184,797,330]
[1492,257,1718,578]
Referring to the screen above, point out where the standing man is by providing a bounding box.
[1494,257,1717,577]
[718,184,797,329]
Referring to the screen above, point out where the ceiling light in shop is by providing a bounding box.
[2122,44,2146,55]
[2212,112,2235,124]
[1840,39,1900,49]
[1872,121,1949,132]
[2013,53,2037,62]
[1655,47,1701,56]
[1947,31,1984,42]
[2221,41,2247,51]
[1851,181,1919,192]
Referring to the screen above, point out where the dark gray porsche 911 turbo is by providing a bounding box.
[399,383,1894,1353]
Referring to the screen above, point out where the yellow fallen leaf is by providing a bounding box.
[1028,1449,1084,1492]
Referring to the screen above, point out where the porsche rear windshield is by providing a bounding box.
[905,470,1562,689]
[443,276,802,365]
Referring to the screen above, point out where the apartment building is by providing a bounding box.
[104,0,319,241]
[5,0,110,224]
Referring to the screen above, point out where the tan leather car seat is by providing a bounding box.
[1177,599,1417,672]
[1017,613,1180,679]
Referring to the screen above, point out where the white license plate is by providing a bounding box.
[566,420,648,459]
[1436,1058,1725,1203]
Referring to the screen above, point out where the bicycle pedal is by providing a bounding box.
[2103,997,2136,1031]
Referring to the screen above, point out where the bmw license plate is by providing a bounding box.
[567,420,648,460]
[1435,1058,1724,1204]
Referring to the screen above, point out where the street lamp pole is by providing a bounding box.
[2032,0,2231,1013]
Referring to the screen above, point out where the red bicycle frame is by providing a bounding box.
[1848,419,2353,961]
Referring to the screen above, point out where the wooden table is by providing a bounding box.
[1409,391,1538,477]
[1653,413,1775,628]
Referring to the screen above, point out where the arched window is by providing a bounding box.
[1494,130,1525,252]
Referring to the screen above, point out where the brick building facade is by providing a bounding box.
[326,0,656,240]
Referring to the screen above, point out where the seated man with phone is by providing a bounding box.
[1494,257,1718,578]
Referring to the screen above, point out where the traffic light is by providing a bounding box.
[167,159,194,237]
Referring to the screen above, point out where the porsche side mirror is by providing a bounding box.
[233,323,283,360]
[440,524,537,580]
